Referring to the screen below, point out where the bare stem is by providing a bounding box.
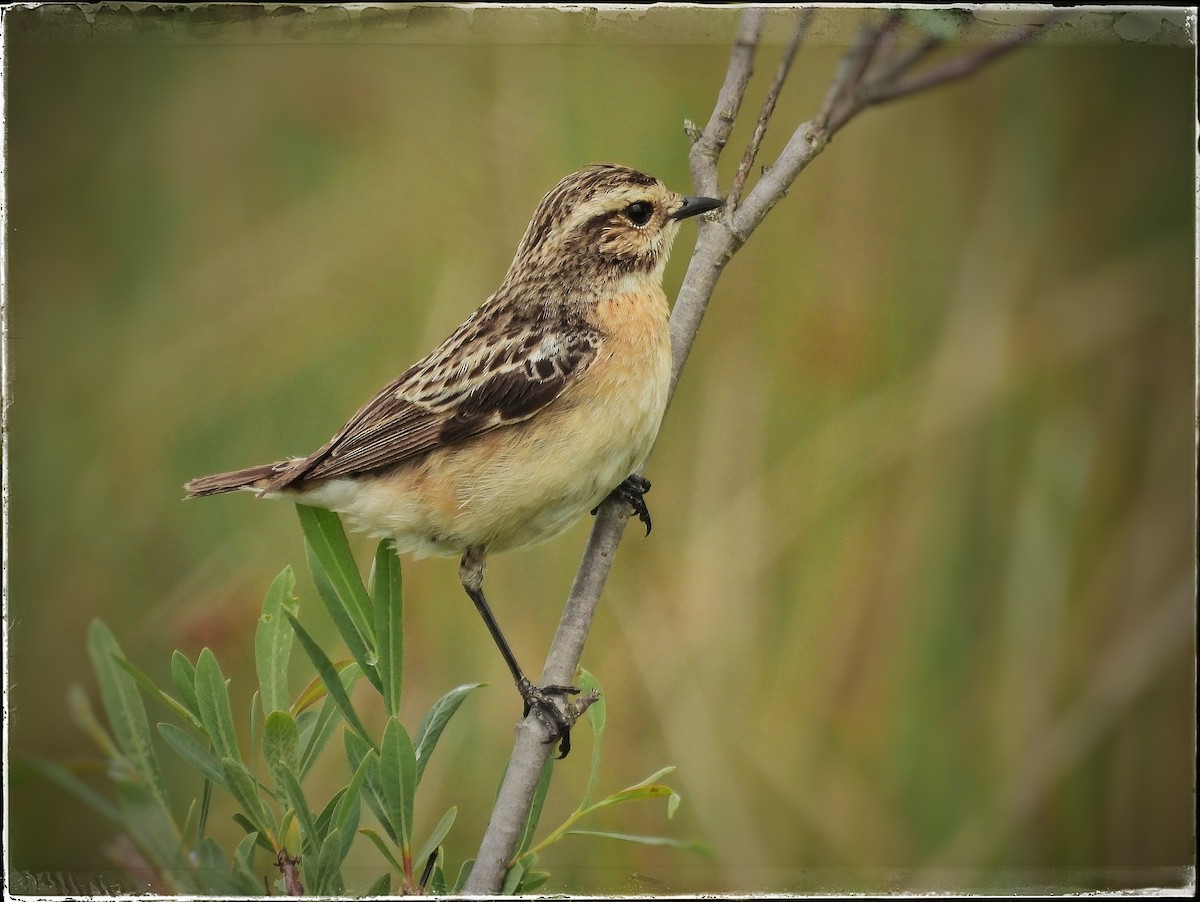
[465,7,1055,894]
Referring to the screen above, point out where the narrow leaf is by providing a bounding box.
[275,763,319,859]
[256,566,298,716]
[86,620,170,810]
[297,666,361,779]
[194,648,240,764]
[331,755,370,862]
[453,859,474,894]
[346,729,393,842]
[157,723,228,790]
[295,504,375,643]
[307,541,384,696]
[170,651,201,719]
[284,610,375,750]
[500,859,526,895]
[221,757,274,841]
[312,829,344,897]
[564,829,713,856]
[111,657,201,730]
[360,826,404,873]
[577,669,604,809]
[262,710,301,795]
[413,682,484,784]
[370,540,404,717]
[379,716,417,854]
[414,806,457,878]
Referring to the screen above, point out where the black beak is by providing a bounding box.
[669,195,724,221]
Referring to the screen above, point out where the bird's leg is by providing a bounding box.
[592,474,652,535]
[459,547,580,758]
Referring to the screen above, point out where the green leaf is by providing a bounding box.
[414,806,457,881]
[275,763,320,859]
[157,723,228,790]
[365,872,392,896]
[346,729,393,841]
[284,610,376,750]
[360,825,404,873]
[194,648,241,765]
[331,754,369,863]
[232,832,263,894]
[296,503,375,644]
[256,567,298,717]
[453,859,474,894]
[232,813,275,853]
[307,539,384,696]
[413,682,484,784]
[86,620,170,810]
[577,669,605,809]
[296,694,346,780]
[111,657,202,730]
[587,776,679,816]
[221,757,274,842]
[564,829,713,856]
[262,710,301,795]
[500,858,526,895]
[379,716,417,854]
[514,754,555,859]
[170,651,201,720]
[370,540,404,717]
[311,829,344,897]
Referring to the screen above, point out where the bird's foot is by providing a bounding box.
[517,678,601,759]
[591,474,652,536]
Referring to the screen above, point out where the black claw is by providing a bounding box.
[518,680,581,758]
[591,474,653,536]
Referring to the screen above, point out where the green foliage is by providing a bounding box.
[26,509,473,894]
[27,507,701,894]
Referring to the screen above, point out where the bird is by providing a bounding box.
[185,163,723,756]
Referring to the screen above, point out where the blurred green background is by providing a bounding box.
[4,4,1194,895]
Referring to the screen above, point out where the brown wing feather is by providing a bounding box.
[266,312,602,490]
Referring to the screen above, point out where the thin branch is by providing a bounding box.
[687,6,765,198]
[814,11,900,132]
[864,20,1053,107]
[726,9,812,211]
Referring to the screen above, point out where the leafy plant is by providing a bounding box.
[24,505,702,894]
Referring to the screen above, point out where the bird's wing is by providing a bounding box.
[268,311,602,488]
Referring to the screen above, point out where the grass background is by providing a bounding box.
[4,5,1195,895]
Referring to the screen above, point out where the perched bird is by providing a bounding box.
[185,164,722,756]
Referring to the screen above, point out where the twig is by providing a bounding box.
[687,6,765,198]
[863,20,1052,107]
[726,9,812,211]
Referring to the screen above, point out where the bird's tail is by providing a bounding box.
[184,462,285,497]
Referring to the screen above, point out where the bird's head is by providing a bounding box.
[509,164,723,285]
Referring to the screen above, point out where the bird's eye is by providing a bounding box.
[624,201,653,226]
